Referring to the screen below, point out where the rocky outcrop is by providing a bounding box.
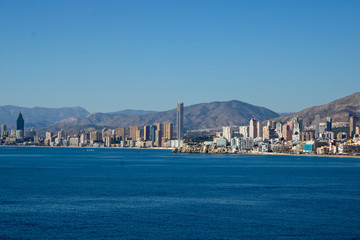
[172,144,240,154]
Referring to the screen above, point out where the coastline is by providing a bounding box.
[175,151,360,159]
[172,146,360,159]
[1,145,359,159]
[0,145,172,150]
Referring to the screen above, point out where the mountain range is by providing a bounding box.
[0,106,90,129]
[0,101,279,133]
[273,92,360,125]
[37,100,280,134]
[1,92,359,133]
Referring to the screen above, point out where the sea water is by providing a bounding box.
[0,147,359,239]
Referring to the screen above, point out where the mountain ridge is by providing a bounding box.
[272,92,360,125]
[3,92,359,133]
[0,105,90,129]
[37,100,280,133]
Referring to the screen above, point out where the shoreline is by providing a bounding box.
[243,151,360,159]
[1,145,359,159]
[0,145,172,150]
[175,151,360,159]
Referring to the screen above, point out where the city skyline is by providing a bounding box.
[1,1,359,113]
[1,103,359,157]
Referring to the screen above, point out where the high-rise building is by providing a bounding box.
[249,118,257,139]
[164,122,173,140]
[222,126,233,142]
[135,128,142,141]
[257,121,262,139]
[115,127,126,141]
[177,103,184,140]
[292,118,301,141]
[144,126,150,141]
[90,131,101,142]
[275,122,282,138]
[154,123,163,135]
[326,117,332,132]
[16,112,24,131]
[1,124,7,138]
[80,132,89,145]
[130,126,139,140]
[262,126,270,140]
[45,131,52,140]
[155,129,162,147]
[239,126,249,138]
[350,116,356,138]
[10,129,16,137]
[16,130,24,139]
[58,129,65,140]
[150,125,157,141]
[25,128,36,140]
[282,124,292,141]
[315,115,320,139]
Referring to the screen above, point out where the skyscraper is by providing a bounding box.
[150,125,157,141]
[16,112,24,131]
[155,129,162,147]
[350,116,356,138]
[1,124,7,138]
[135,128,141,140]
[177,103,184,140]
[58,129,65,140]
[315,115,320,139]
[292,118,301,141]
[115,127,126,141]
[144,125,150,141]
[239,126,249,138]
[257,121,262,139]
[326,117,332,132]
[222,126,233,142]
[154,123,163,134]
[282,123,292,141]
[275,122,282,138]
[164,122,173,140]
[130,126,139,140]
[249,118,257,139]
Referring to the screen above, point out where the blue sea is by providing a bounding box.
[0,147,360,239]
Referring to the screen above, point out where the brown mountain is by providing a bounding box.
[0,105,90,129]
[44,100,279,133]
[272,92,360,125]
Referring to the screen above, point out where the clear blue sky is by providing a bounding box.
[0,0,359,113]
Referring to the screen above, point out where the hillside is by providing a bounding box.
[0,106,90,128]
[108,109,158,116]
[48,100,279,132]
[272,92,360,125]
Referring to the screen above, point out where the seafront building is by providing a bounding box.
[315,115,320,139]
[0,104,184,148]
[164,122,173,140]
[177,102,184,140]
[1,124,7,138]
[249,118,257,139]
[175,114,360,155]
[350,116,356,138]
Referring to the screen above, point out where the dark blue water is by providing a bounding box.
[0,147,360,239]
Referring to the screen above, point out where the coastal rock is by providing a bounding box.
[173,144,236,154]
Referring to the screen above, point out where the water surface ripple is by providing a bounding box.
[0,147,359,239]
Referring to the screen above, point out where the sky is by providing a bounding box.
[0,0,359,113]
